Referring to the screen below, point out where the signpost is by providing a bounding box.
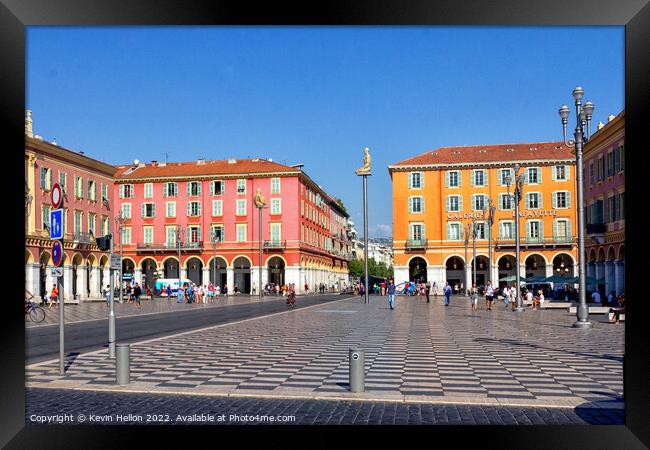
[51,267,63,278]
[50,183,65,376]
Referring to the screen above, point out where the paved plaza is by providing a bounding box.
[26,294,624,414]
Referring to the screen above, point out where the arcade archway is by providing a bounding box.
[409,257,427,283]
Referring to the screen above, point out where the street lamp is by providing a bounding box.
[467,217,479,290]
[211,229,218,288]
[483,197,496,285]
[176,225,186,291]
[505,165,525,312]
[115,210,126,303]
[463,223,472,295]
[559,86,594,328]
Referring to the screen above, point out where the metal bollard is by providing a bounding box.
[349,348,365,392]
[116,343,130,385]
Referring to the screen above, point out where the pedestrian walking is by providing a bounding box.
[387,279,396,310]
[503,285,511,308]
[509,284,518,311]
[48,284,59,309]
[485,281,494,311]
[425,281,431,303]
[433,282,438,298]
[166,284,172,299]
[133,283,142,308]
[176,285,184,303]
[443,281,452,306]
[103,284,111,307]
[287,283,296,307]
[469,283,479,311]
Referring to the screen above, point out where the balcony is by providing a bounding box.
[136,242,203,253]
[405,239,427,250]
[263,240,286,250]
[586,223,607,234]
[494,237,575,249]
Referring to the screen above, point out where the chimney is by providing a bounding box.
[608,114,615,122]
[197,157,205,165]
[25,110,33,138]
[151,160,157,166]
[597,121,605,130]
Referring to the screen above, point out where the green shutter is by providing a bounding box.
[408,197,413,213]
[553,220,558,241]
[552,166,557,181]
[186,182,191,196]
[457,171,462,187]
[539,221,544,240]
[197,183,202,195]
[552,192,557,209]
[445,171,450,187]
[566,165,571,181]
[141,203,145,217]
[566,191,571,208]
[187,202,191,216]
[421,197,425,213]
[539,193,543,209]
[525,194,530,209]
[458,196,463,211]
[470,171,475,186]
[446,196,450,212]
[152,204,156,217]
[408,174,413,189]
[210,181,214,196]
[537,168,542,183]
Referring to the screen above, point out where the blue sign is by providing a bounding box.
[50,209,63,240]
[52,240,63,267]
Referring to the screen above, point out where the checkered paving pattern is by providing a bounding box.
[26,296,624,407]
[26,294,299,328]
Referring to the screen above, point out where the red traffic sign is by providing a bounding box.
[51,183,63,209]
[52,240,64,267]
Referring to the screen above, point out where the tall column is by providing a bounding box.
[595,261,604,288]
[605,260,615,297]
[90,266,101,298]
[26,263,41,301]
[63,265,74,301]
[202,267,210,287]
[298,267,305,294]
[614,260,624,295]
[180,267,187,282]
[102,266,110,293]
[226,268,234,293]
[77,265,88,300]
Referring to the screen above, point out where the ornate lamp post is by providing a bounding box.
[483,197,496,284]
[211,229,218,288]
[464,223,471,295]
[505,165,525,312]
[115,210,126,303]
[254,188,268,300]
[355,147,372,304]
[176,225,185,290]
[559,87,594,328]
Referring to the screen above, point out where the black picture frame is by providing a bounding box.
[2,0,648,447]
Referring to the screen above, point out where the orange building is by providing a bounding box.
[388,142,579,290]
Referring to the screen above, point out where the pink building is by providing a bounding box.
[113,157,351,294]
[25,111,116,302]
[583,111,625,297]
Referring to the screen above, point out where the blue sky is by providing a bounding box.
[27,26,624,238]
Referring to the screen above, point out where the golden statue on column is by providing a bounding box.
[253,188,267,208]
[355,147,372,175]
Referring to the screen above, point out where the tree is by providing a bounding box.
[348,258,363,277]
[335,198,347,214]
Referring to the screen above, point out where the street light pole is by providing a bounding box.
[212,230,217,288]
[176,225,185,291]
[472,219,477,289]
[464,223,471,295]
[483,198,496,285]
[258,204,263,300]
[115,211,125,303]
[108,231,116,358]
[507,166,525,312]
[559,87,594,329]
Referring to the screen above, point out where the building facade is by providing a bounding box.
[583,112,625,296]
[389,142,579,289]
[25,111,116,302]
[113,158,350,294]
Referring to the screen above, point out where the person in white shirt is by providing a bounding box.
[510,285,518,311]
[485,281,495,311]
[591,291,602,303]
[503,285,511,308]
[525,289,533,307]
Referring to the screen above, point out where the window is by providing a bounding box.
[526,220,542,242]
[499,193,513,210]
[526,192,541,209]
[620,192,625,220]
[120,184,134,199]
[187,201,201,217]
[210,224,224,242]
[101,183,108,202]
[446,222,461,241]
[237,179,246,194]
[472,169,486,186]
[122,227,131,245]
[90,180,99,201]
[187,181,201,196]
[472,194,485,211]
[446,195,462,212]
[410,223,425,241]
[210,180,224,196]
[271,178,281,194]
[163,182,177,197]
[271,198,281,215]
[526,167,541,184]
[42,205,51,229]
[88,213,96,235]
[141,203,156,218]
[101,216,109,236]
[59,172,67,191]
[620,144,625,170]
[593,199,604,224]
[144,183,153,198]
[447,170,461,187]
[270,223,281,242]
[188,226,201,245]
[589,162,594,186]
[554,165,567,180]
[301,200,304,216]
[236,199,247,216]
[74,211,82,235]
[409,172,423,189]
[499,221,514,239]
[166,226,177,246]
[608,195,615,223]
[607,151,614,177]
[474,222,486,240]
[301,224,305,242]
[40,167,52,190]
[75,176,84,198]
[409,196,424,213]
[553,191,570,209]
[166,202,176,218]
[143,226,153,244]
[597,157,604,181]
[121,203,131,219]
[614,147,621,173]
[212,200,223,216]
[554,219,571,242]
[236,224,247,242]
[499,168,514,186]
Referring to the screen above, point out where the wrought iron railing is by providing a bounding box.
[406,239,427,248]
[263,240,286,249]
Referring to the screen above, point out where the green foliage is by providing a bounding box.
[348,257,394,278]
[335,198,347,213]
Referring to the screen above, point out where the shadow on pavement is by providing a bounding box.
[473,337,624,362]
[575,392,624,424]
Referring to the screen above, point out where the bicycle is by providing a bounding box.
[25,299,46,323]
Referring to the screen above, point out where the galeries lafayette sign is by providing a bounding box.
[447,210,558,220]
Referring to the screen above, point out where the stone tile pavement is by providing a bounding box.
[26,295,624,411]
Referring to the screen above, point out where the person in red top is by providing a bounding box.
[48,284,59,309]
